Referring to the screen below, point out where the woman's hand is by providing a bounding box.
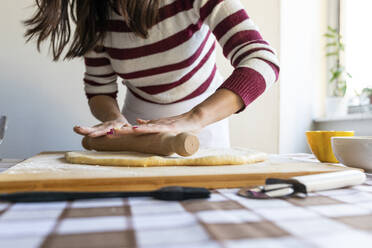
[74,95,130,137]
[107,110,204,137]
[74,116,131,138]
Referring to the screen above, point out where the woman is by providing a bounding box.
[25,0,279,148]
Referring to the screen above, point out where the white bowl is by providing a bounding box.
[331,136,372,171]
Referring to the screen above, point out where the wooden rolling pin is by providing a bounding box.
[82,132,200,157]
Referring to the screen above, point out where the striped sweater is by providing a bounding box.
[83,0,279,109]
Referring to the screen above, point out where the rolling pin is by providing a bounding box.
[82,132,200,157]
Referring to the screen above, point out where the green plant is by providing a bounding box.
[325,26,351,97]
[361,87,372,104]
[362,87,372,97]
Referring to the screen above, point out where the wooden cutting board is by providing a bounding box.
[0,152,359,193]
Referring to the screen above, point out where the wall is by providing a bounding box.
[279,0,328,153]
[221,0,281,154]
[0,0,127,158]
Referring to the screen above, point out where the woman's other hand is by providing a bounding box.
[74,116,131,138]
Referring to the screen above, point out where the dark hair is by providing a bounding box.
[24,0,159,61]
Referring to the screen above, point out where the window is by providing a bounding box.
[341,0,372,102]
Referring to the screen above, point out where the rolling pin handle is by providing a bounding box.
[171,133,199,157]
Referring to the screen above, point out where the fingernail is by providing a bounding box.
[133,126,138,129]
[107,129,114,135]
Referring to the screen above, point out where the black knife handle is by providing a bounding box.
[153,186,211,201]
[0,186,210,203]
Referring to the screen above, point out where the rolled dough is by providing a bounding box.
[65,148,267,167]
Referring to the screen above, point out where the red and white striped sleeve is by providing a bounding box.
[83,47,118,100]
[194,0,279,109]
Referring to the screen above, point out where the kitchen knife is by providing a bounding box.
[238,170,366,199]
[0,186,211,203]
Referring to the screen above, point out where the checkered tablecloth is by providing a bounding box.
[1,156,372,248]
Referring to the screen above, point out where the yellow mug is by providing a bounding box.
[306,131,354,163]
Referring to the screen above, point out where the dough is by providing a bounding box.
[65,148,267,167]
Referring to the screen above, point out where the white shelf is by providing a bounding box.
[314,113,372,123]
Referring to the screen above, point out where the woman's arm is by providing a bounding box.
[195,0,279,110]
[74,47,131,137]
[192,89,244,127]
[88,95,125,122]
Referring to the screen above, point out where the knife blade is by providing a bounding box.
[0,116,7,145]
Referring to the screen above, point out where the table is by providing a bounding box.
[1,155,372,248]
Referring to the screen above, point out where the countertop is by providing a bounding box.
[1,154,372,248]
